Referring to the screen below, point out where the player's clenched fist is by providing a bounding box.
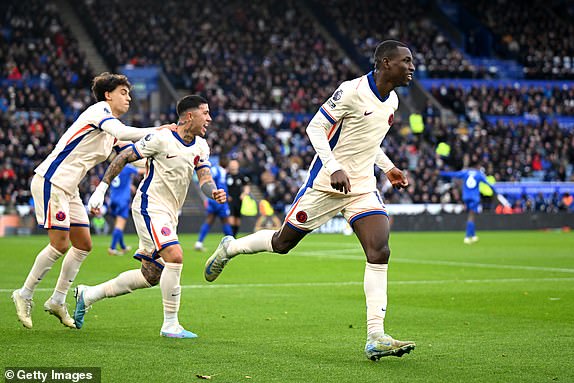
[212,189,227,204]
[88,182,109,215]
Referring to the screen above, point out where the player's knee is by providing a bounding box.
[79,241,93,252]
[141,260,162,286]
[368,243,390,264]
[73,242,92,252]
[271,238,294,255]
[160,245,183,264]
[50,238,70,254]
[52,243,70,254]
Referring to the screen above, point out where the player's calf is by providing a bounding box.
[141,258,163,286]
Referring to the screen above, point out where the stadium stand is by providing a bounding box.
[455,0,574,79]
[76,0,358,113]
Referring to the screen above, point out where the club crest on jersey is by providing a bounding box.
[296,211,308,223]
[388,114,394,126]
[332,89,343,101]
[55,211,66,221]
[194,156,200,166]
[161,227,171,236]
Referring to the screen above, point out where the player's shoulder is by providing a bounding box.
[195,136,210,151]
[388,89,399,108]
[139,129,168,151]
[84,101,114,119]
[151,127,175,141]
[335,77,360,97]
[325,78,360,111]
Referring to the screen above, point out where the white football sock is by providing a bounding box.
[51,247,89,304]
[227,229,274,257]
[21,244,64,299]
[160,262,183,331]
[364,262,388,335]
[84,269,151,306]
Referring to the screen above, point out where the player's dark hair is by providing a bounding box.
[373,40,409,71]
[91,72,131,102]
[176,95,208,116]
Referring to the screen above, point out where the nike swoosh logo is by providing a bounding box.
[364,111,374,116]
[171,293,181,296]
[166,154,177,159]
[205,259,215,275]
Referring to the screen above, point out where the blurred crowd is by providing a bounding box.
[77,0,357,114]
[314,0,493,79]
[0,0,96,207]
[458,0,574,79]
[431,84,574,118]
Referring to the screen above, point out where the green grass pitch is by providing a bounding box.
[1,231,573,382]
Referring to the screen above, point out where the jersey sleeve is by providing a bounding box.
[306,81,355,174]
[89,103,167,142]
[317,81,354,125]
[195,140,211,171]
[133,132,163,159]
[374,148,396,173]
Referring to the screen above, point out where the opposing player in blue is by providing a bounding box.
[108,164,139,255]
[440,165,497,244]
[194,158,233,251]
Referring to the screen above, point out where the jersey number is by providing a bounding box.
[465,175,477,189]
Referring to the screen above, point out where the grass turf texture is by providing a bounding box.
[1,231,573,382]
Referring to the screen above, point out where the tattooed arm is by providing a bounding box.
[101,147,142,185]
[197,166,227,203]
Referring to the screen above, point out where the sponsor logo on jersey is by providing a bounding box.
[327,100,336,109]
[55,211,66,221]
[104,107,111,114]
[161,226,171,236]
[144,134,153,141]
[296,211,308,223]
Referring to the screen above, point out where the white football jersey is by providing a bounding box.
[132,129,210,222]
[305,71,399,194]
[34,101,122,194]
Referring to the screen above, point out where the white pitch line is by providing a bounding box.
[1,277,573,293]
[292,251,574,274]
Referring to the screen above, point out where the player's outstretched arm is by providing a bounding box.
[100,118,177,142]
[87,147,141,215]
[197,167,227,204]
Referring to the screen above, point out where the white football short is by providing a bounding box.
[131,204,179,254]
[30,174,90,231]
[284,187,388,232]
